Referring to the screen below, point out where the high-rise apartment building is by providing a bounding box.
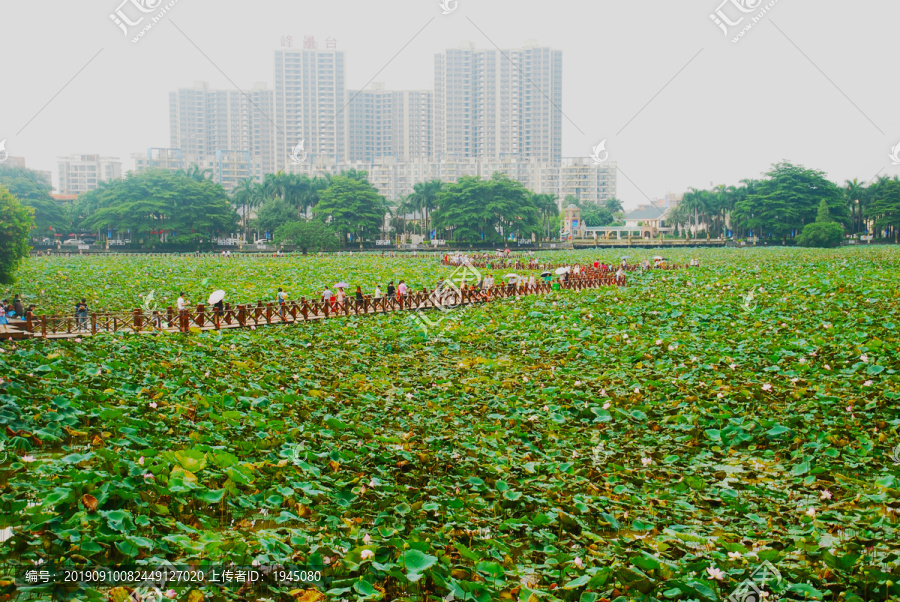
[132,148,184,174]
[57,155,122,195]
[168,82,274,185]
[434,41,562,163]
[346,83,433,162]
[273,43,345,170]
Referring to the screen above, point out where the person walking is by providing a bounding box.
[374,284,382,300]
[398,280,407,299]
[0,303,8,333]
[355,285,365,311]
[277,287,287,320]
[176,292,188,332]
[386,281,395,305]
[336,286,346,312]
[75,298,89,331]
[12,295,24,321]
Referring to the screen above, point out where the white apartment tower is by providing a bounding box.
[168,82,275,183]
[434,41,562,163]
[347,83,433,162]
[273,44,346,170]
[57,155,122,195]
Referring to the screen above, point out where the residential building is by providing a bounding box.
[169,81,275,184]
[346,83,433,162]
[57,155,122,195]
[132,148,184,173]
[434,41,562,163]
[273,42,346,170]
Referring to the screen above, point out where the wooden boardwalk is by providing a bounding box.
[5,274,627,341]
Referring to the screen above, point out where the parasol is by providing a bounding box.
[334,282,349,289]
[541,271,552,277]
[208,290,225,305]
[555,266,571,275]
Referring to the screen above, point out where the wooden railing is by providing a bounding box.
[24,275,626,338]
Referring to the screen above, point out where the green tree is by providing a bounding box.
[0,165,68,236]
[796,199,844,247]
[433,174,540,244]
[733,162,845,242]
[405,179,444,240]
[313,175,388,244]
[78,170,237,246]
[231,178,264,240]
[867,176,900,242]
[274,219,341,253]
[604,197,624,216]
[255,198,298,234]
[0,185,33,284]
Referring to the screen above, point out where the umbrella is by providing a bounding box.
[504,249,511,253]
[555,266,571,275]
[208,290,225,305]
[541,271,552,277]
[653,255,663,260]
[334,282,349,289]
[503,273,519,280]
[620,255,630,259]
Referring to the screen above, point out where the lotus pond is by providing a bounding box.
[1,247,899,602]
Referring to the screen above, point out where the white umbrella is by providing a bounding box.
[503,273,519,280]
[653,256,663,260]
[208,290,225,305]
[555,266,570,275]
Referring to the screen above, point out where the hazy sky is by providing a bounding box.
[1,0,897,208]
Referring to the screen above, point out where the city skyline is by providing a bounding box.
[1,0,897,208]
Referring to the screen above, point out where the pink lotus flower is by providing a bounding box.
[363,533,371,544]
[602,402,611,410]
[323,556,332,565]
[824,364,831,370]
[149,402,158,409]
[361,549,374,560]
[655,339,663,345]
[806,508,816,517]
[143,473,154,479]
[164,590,176,599]
[728,551,742,560]
[74,338,82,343]
[573,556,584,569]
[21,455,36,463]
[138,456,144,466]
[706,566,725,581]
[762,383,772,391]
[820,490,832,500]
[863,380,873,387]
[542,405,550,411]
[641,457,653,466]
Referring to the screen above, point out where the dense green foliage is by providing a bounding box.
[78,170,238,245]
[797,200,844,248]
[313,175,389,244]
[0,164,67,236]
[0,185,33,284]
[432,174,541,244]
[274,220,342,253]
[1,248,899,601]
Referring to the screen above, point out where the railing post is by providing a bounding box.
[237,304,246,327]
[265,302,273,324]
[41,315,47,337]
[25,311,33,333]
[300,297,308,320]
[133,308,142,331]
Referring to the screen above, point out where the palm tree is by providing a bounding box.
[604,197,624,216]
[680,188,709,236]
[231,178,256,240]
[179,164,213,182]
[844,178,867,235]
[405,180,443,240]
[531,193,559,240]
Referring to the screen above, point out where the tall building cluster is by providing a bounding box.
[58,38,616,207]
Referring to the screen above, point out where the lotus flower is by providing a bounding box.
[363,533,371,544]
[727,551,742,560]
[164,590,176,599]
[138,456,144,466]
[573,556,584,569]
[706,566,725,581]
[762,383,772,391]
[820,490,832,500]
[641,457,652,466]
[361,549,374,560]
[806,507,816,517]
